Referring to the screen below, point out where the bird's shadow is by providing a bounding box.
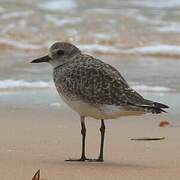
[42,158,158,170]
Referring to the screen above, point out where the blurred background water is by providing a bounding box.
[0,0,180,120]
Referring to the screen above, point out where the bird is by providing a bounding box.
[31,42,169,162]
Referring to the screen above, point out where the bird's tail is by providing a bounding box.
[134,100,169,114]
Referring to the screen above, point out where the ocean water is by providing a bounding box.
[0,0,180,119]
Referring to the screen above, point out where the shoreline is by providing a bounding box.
[0,89,179,120]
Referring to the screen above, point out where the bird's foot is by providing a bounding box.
[65,156,91,162]
[87,157,104,162]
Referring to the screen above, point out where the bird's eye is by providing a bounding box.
[57,50,64,56]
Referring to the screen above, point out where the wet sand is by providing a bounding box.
[0,95,180,180]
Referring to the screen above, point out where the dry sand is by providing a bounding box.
[0,103,179,180]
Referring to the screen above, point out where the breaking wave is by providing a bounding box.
[0,80,52,90]
[132,84,172,92]
[124,44,180,58]
[0,80,172,94]
[78,44,119,54]
[0,38,45,51]
[38,0,77,11]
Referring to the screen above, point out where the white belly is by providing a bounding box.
[61,96,145,120]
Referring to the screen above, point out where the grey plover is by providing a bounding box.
[31,42,169,162]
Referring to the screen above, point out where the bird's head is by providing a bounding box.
[31,42,81,68]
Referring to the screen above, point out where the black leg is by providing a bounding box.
[80,116,86,160]
[88,119,105,162]
[98,119,105,161]
[66,118,106,162]
[66,116,90,162]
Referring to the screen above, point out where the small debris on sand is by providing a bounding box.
[159,120,170,127]
[131,137,166,141]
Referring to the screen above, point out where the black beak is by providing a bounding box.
[31,55,51,63]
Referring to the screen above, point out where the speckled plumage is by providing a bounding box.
[54,54,140,105]
[53,51,168,119]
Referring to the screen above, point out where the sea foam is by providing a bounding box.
[0,80,172,94]
[0,38,44,51]
[126,44,180,57]
[0,80,52,89]
[45,15,81,26]
[0,11,33,19]
[38,0,77,11]
[132,0,180,8]
[132,85,171,92]
[157,23,180,33]
[78,44,119,54]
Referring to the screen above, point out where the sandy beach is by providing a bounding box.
[0,89,179,180]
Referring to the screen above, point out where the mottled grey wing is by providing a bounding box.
[55,56,145,106]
